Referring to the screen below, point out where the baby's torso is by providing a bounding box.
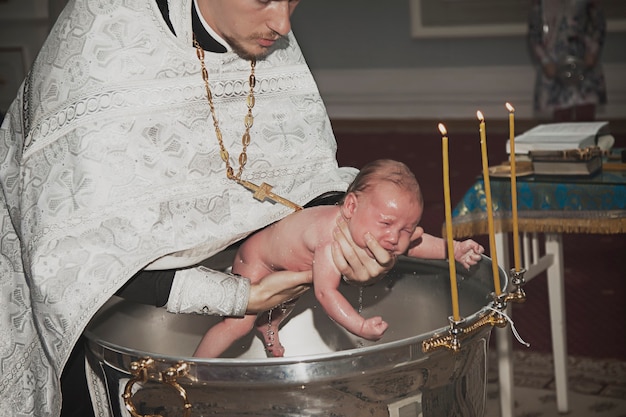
[234,205,340,277]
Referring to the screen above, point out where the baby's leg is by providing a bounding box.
[194,314,256,358]
[255,299,298,357]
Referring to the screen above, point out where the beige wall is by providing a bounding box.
[314,64,626,122]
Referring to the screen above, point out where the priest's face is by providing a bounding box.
[198,0,301,60]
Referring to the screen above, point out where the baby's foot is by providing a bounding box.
[259,323,285,357]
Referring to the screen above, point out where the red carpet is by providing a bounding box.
[334,125,626,362]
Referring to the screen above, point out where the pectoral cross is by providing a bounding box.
[239,180,302,212]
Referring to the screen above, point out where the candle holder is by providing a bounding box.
[482,292,509,329]
[488,269,527,327]
[448,316,466,352]
[422,316,466,353]
[491,268,526,308]
[506,268,527,304]
[422,269,528,353]
[422,305,515,353]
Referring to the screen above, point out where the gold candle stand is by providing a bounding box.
[422,268,527,353]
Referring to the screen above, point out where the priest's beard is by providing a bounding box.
[224,32,285,61]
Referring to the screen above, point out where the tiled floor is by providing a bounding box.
[485,351,626,417]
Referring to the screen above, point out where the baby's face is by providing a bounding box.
[343,182,422,256]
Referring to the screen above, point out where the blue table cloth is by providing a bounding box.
[451,169,626,238]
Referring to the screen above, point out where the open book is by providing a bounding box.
[506,121,612,154]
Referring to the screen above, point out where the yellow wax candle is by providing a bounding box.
[506,102,521,272]
[477,111,501,295]
[439,123,461,322]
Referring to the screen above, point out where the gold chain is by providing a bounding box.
[193,37,302,212]
[194,37,256,182]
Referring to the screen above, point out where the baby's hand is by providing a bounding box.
[359,316,388,341]
[453,239,485,269]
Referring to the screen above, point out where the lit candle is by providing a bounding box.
[439,123,461,322]
[506,102,521,272]
[477,111,501,295]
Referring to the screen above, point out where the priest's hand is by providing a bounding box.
[331,217,395,286]
[246,270,312,313]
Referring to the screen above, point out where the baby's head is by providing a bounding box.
[341,159,424,256]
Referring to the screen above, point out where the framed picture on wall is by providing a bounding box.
[0,47,27,114]
[0,0,48,20]
[410,0,626,38]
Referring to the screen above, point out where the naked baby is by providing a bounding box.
[194,159,484,357]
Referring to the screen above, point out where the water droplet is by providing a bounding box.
[358,287,364,313]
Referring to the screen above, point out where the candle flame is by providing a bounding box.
[476,111,484,122]
[438,123,447,136]
[505,102,515,113]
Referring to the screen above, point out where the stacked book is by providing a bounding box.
[506,121,613,176]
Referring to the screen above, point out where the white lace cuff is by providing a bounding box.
[166,266,250,317]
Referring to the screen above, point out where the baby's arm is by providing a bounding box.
[313,246,388,341]
[407,232,484,269]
